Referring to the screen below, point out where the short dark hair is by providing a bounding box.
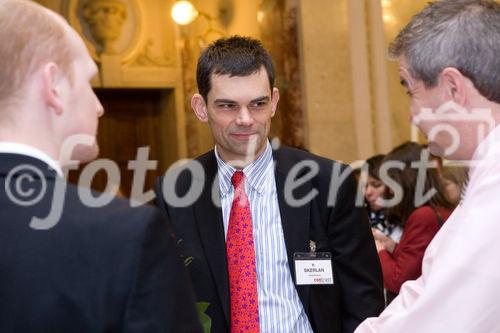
[196,35,275,101]
[389,0,500,103]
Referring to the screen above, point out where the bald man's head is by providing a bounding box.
[0,0,76,107]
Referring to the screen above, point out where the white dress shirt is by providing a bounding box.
[355,125,500,333]
[215,142,314,333]
[0,142,63,176]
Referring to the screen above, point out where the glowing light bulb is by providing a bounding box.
[257,10,264,23]
[383,13,394,24]
[171,1,199,25]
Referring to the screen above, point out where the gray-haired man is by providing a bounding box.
[357,1,500,332]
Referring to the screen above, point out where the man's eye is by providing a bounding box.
[250,101,268,109]
[218,103,236,109]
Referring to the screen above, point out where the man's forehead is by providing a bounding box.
[210,69,270,88]
[207,76,271,102]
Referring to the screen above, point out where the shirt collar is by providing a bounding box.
[215,141,273,196]
[0,142,63,177]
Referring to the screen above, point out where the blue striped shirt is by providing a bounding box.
[215,142,314,333]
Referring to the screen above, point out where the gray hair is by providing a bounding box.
[389,0,500,103]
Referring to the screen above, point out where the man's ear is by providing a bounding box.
[271,87,280,117]
[191,93,209,122]
[41,62,65,115]
[440,67,467,105]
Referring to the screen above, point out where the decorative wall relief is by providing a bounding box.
[64,0,179,88]
[130,38,175,67]
[81,0,127,54]
[126,0,177,68]
[67,0,142,61]
[44,0,188,170]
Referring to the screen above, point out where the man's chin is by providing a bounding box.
[221,144,266,168]
[427,141,445,157]
[70,143,99,164]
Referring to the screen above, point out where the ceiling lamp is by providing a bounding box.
[171,0,199,25]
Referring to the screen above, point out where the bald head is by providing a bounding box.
[0,0,76,107]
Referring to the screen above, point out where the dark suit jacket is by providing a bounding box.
[154,146,384,333]
[0,153,202,333]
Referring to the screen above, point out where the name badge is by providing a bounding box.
[294,252,334,285]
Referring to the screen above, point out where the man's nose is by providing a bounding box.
[96,98,104,117]
[236,107,253,126]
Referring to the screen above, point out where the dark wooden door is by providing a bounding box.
[68,89,166,200]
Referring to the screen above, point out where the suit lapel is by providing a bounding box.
[273,148,312,315]
[193,152,230,325]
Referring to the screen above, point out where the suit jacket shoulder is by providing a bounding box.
[154,146,383,333]
[0,154,201,333]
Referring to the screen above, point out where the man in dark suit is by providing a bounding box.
[0,1,201,332]
[155,36,384,333]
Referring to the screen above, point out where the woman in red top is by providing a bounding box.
[372,142,455,302]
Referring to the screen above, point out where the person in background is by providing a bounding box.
[0,1,201,332]
[364,155,386,227]
[372,142,455,303]
[355,0,500,331]
[441,165,468,205]
[363,154,403,243]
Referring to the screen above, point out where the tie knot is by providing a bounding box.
[231,171,245,188]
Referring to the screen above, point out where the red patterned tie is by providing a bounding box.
[226,171,260,333]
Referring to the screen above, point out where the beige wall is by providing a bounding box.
[37,0,433,163]
[298,0,431,163]
[299,0,359,163]
[381,0,429,149]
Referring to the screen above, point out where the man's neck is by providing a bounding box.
[215,143,268,170]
